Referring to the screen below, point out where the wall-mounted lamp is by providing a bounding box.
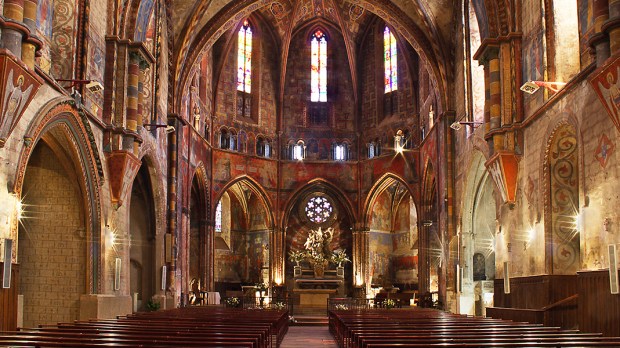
[450,121,483,131]
[524,227,536,250]
[105,226,117,249]
[520,80,566,94]
[1,193,23,239]
[144,124,175,133]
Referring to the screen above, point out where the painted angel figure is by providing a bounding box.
[0,70,33,141]
[597,68,620,129]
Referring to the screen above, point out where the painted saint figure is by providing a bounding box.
[1,71,34,142]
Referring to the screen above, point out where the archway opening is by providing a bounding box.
[367,180,418,298]
[285,189,353,299]
[129,164,156,311]
[214,181,271,297]
[189,172,208,291]
[18,128,87,327]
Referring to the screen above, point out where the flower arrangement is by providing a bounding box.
[272,301,286,310]
[384,299,396,309]
[225,297,240,308]
[288,250,306,266]
[330,249,351,267]
[335,304,349,310]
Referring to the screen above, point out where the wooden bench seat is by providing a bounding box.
[329,307,620,348]
[1,306,287,348]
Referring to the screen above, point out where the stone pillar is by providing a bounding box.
[203,224,214,291]
[137,65,146,131]
[352,226,369,296]
[591,0,610,65]
[483,64,490,134]
[488,52,503,153]
[418,223,429,294]
[20,0,37,69]
[607,0,620,54]
[2,0,25,57]
[127,53,140,154]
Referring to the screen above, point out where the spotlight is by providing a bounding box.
[450,121,462,131]
[520,80,566,94]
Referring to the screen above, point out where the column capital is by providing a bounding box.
[473,39,500,66]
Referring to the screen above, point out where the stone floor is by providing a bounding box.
[280,325,338,347]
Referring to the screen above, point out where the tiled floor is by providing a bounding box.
[280,326,338,347]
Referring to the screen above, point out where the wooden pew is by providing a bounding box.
[0,306,287,348]
[329,307,620,348]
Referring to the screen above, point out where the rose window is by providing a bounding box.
[305,196,333,224]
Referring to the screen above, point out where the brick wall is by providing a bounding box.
[18,142,86,328]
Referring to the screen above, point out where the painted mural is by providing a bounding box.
[50,0,77,79]
[212,151,277,200]
[590,55,620,134]
[35,0,54,73]
[85,29,105,118]
[549,125,580,274]
[134,0,155,42]
[368,182,418,288]
[578,0,594,67]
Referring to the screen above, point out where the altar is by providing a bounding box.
[293,288,337,307]
[288,227,350,309]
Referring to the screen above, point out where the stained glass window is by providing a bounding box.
[311,30,327,102]
[384,26,398,93]
[293,143,304,160]
[237,19,252,93]
[305,196,333,224]
[215,200,222,232]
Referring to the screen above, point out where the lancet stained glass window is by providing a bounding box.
[311,30,327,102]
[237,19,252,93]
[215,200,222,232]
[384,26,398,93]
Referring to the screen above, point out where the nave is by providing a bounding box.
[1,306,620,347]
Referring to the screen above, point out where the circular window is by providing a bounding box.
[305,196,333,224]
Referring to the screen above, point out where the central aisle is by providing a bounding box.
[281,326,338,347]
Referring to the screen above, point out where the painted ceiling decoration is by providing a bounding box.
[166,0,455,114]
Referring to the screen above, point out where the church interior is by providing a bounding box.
[1,0,620,343]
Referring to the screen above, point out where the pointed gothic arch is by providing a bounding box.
[189,163,212,290]
[362,173,417,228]
[13,99,102,326]
[14,98,102,293]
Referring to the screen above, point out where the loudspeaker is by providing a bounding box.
[114,258,121,291]
[3,239,13,288]
[503,261,510,294]
[609,244,619,295]
[161,265,167,290]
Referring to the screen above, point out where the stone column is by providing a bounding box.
[127,52,140,154]
[21,0,37,69]
[591,0,610,65]
[137,65,146,130]
[352,226,369,296]
[418,223,429,294]
[2,0,25,57]
[607,0,620,54]
[488,51,503,153]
